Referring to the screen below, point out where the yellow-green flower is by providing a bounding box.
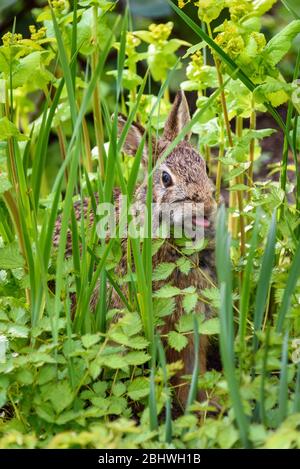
[149,22,173,44]
[2,31,23,46]
[225,0,252,21]
[51,0,69,13]
[29,25,47,42]
[198,0,225,24]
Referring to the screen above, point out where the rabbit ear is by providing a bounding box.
[117,114,149,164]
[163,90,191,142]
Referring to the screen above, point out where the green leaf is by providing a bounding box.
[119,312,142,337]
[15,369,34,385]
[81,333,101,349]
[37,365,57,385]
[108,331,148,350]
[153,285,181,298]
[167,331,188,352]
[47,381,74,414]
[176,257,192,275]
[111,382,126,397]
[176,313,194,333]
[199,318,220,335]
[152,262,176,281]
[127,377,149,400]
[264,20,300,66]
[99,353,128,369]
[0,173,12,194]
[153,297,176,318]
[183,293,198,314]
[125,351,151,366]
[0,243,24,269]
[8,324,28,338]
[0,117,28,141]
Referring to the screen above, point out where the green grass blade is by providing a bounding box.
[157,336,172,443]
[239,209,261,358]
[253,212,277,351]
[293,363,300,412]
[276,237,300,332]
[185,316,200,411]
[278,331,289,423]
[216,205,250,447]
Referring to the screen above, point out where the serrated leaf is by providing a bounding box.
[119,312,142,337]
[81,333,101,349]
[127,377,149,400]
[167,331,188,352]
[264,20,300,66]
[176,257,192,275]
[47,381,74,414]
[15,369,34,385]
[125,351,151,366]
[0,117,28,141]
[111,382,126,397]
[0,243,24,269]
[183,293,198,314]
[176,313,194,333]
[199,318,220,335]
[152,262,176,281]
[153,297,176,318]
[108,396,127,415]
[99,353,128,369]
[8,324,28,338]
[37,365,57,385]
[153,285,181,298]
[0,173,12,195]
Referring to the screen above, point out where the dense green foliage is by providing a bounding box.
[0,0,300,449]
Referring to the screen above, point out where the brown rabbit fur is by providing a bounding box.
[53,91,217,408]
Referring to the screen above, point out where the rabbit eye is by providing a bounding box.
[162,171,173,188]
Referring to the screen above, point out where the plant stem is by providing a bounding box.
[92,6,105,178]
[216,116,224,204]
[248,98,256,194]
[236,116,246,259]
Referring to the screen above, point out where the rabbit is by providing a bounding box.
[53,90,217,408]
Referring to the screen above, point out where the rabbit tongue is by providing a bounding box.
[192,215,210,228]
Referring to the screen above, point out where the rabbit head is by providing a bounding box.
[117,91,216,240]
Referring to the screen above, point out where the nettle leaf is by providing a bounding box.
[154,285,182,298]
[99,353,128,370]
[125,351,151,366]
[167,331,188,352]
[127,377,149,400]
[8,324,29,338]
[108,331,148,350]
[176,313,194,333]
[0,117,28,141]
[37,365,57,385]
[15,369,34,385]
[47,381,74,414]
[108,396,127,415]
[119,312,142,337]
[183,293,198,314]
[176,257,192,275]
[202,287,221,308]
[152,238,165,256]
[152,262,176,281]
[81,333,101,349]
[111,382,126,397]
[0,173,12,195]
[199,318,220,335]
[153,297,175,318]
[264,20,300,66]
